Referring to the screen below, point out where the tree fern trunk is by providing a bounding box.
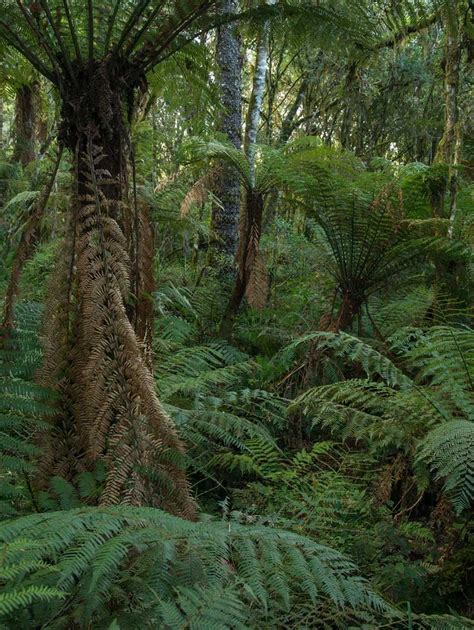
[40,62,196,518]
[333,292,361,332]
[221,189,264,334]
[211,0,242,265]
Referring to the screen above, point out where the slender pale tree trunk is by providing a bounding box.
[12,82,38,167]
[212,0,242,265]
[244,0,276,183]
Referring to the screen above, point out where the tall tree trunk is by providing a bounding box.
[221,1,274,334]
[0,99,4,152]
[244,1,275,183]
[12,82,38,167]
[434,8,463,229]
[39,61,195,518]
[222,189,265,333]
[211,0,242,265]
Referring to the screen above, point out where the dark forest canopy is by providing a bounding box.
[0,0,473,627]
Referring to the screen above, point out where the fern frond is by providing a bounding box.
[0,506,387,626]
[282,331,410,388]
[418,420,474,513]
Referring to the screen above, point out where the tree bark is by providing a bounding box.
[211,0,242,263]
[434,8,463,230]
[0,99,4,152]
[220,0,276,334]
[12,82,38,167]
[244,1,276,182]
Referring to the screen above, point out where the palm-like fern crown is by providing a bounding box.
[0,1,218,86]
[186,137,468,312]
[284,145,469,312]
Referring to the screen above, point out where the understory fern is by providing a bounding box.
[418,420,474,513]
[0,506,388,628]
[288,326,474,513]
[153,283,288,482]
[0,303,57,519]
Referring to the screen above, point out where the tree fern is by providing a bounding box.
[288,326,474,512]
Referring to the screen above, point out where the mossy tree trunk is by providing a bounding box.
[12,82,38,167]
[221,0,275,332]
[434,8,463,228]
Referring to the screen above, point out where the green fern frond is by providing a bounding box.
[0,585,65,617]
[282,331,410,388]
[0,506,387,627]
[418,420,474,513]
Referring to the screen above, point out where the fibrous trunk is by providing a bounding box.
[332,291,361,332]
[39,59,195,518]
[222,189,266,332]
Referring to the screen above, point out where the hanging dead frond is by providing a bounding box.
[135,202,156,366]
[245,252,269,310]
[180,168,219,217]
[39,132,196,520]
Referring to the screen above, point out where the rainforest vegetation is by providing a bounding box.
[0,0,473,628]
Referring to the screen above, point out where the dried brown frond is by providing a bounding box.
[154,170,180,193]
[38,135,196,520]
[134,202,155,365]
[180,168,219,218]
[245,252,268,310]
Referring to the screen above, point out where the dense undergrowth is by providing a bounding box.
[0,0,473,623]
[1,138,473,628]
